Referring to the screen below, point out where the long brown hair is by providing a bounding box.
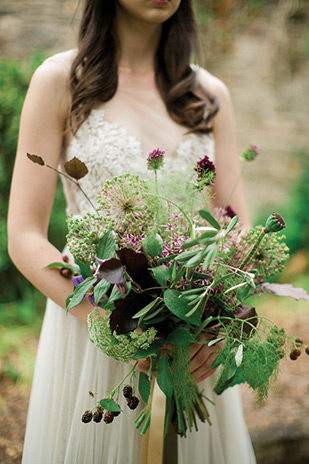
[70,0,219,133]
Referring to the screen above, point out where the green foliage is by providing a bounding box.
[282,148,309,254]
[0,54,67,306]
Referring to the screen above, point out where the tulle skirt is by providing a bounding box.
[22,298,256,464]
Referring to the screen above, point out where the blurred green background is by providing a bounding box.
[0,0,308,386]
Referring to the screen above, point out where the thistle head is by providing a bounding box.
[241,144,260,162]
[265,212,286,233]
[194,155,216,190]
[147,149,165,171]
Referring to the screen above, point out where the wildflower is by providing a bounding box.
[241,144,260,162]
[147,148,165,171]
[194,155,216,189]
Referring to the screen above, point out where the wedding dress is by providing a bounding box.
[22,51,256,464]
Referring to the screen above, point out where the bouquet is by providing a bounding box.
[27,147,309,437]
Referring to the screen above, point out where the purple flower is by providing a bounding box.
[147,148,165,171]
[95,258,128,296]
[224,205,237,218]
[194,155,216,189]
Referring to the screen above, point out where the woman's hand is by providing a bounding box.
[189,333,221,384]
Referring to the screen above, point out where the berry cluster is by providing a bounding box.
[81,405,120,425]
[289,338,309,360]
[123,385,140,410]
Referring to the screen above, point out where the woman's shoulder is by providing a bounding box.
[26,50,76,124]
[193,65,231,101]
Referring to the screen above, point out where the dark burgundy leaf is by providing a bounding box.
[95,258,127,295]
[110,293,151,334]
[262,283,309,301]
[27,153,45,166]
[64,157,88,180]
[117,248,157,290]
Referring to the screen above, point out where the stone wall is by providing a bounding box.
[0,0,78,57]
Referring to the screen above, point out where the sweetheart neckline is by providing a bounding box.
[89,107,214,160]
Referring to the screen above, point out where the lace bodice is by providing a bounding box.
[60,108,215,216]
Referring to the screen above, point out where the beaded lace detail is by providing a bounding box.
[60,108,215,216]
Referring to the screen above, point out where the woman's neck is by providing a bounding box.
[114,8,162,74]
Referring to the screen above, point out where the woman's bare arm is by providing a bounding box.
[198,68,251,228]
[7,60,92,324]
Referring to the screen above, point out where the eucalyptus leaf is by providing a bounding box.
[143,304,165,321]
[132,298,160,319]
[99,398,122,412]
[226,215,239,234]
[157,355,174,399]
[67,276,97,311]
[198,209,221,230]
[96,231,116,260]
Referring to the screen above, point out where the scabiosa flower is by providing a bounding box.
[241,144,260,162]
[224,205,237,218]
[147,148,165,171]
[194,155,216,190]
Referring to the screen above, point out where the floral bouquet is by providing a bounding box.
[27,147,309,437]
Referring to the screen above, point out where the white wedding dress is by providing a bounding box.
[22,52,256,464]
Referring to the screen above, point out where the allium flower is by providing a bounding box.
[147,148,165,171]
[97,174,155,231]
[194,155,216,189]
[67,213,107,265]
[241,144,260,162]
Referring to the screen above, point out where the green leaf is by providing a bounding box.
[94,279,111,305]
[164,289,202,327]
[236,284,253,303]
[75,259,92,278]
[139,372,151,403]
[96,231,116,260]
[202,243,219,269]
[211,344,229,369]
[174,250,198,262]
[143,304,165,321]
[184,249,207,268]
[166,327,196,345]
[181,230,218,249]
[99,398,122,412]
[67,276,97,311]
[157,254,178,264]
[157,355,174,399]
[132,298,160,319]
[151,265,171,287]
[142,234,164,257]
[45,262,79,273]
[226,215,239,234]
[198,209,221,230]
[214,366,245,395]
[109,282,131,302]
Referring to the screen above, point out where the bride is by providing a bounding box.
[8,0,256,463]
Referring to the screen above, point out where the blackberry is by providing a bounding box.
[104,411,114,424]
[123,385,133,399]
[93,410,103,423]
[127,396,139,410]
[306,347,309,356]
[81,410,92,423]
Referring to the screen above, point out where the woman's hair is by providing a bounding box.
[69,0,219,134]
